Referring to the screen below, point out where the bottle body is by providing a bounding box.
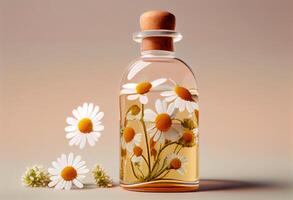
[119,51,199,192]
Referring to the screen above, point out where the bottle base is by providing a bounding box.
[120,180,199,192]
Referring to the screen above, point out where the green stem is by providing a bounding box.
[153,170,170,180]
[151,141,178,174]
[130,159,139,180]
[140,104,151,174]
[176,146,183,154]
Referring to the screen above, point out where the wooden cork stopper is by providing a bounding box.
[140,11,176,51]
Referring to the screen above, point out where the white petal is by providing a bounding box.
[77,168,89,174]
[162,100,168,112]
[177,168,185,175]
[134,133,142,144]
[48,168,59,175]
[73,179,83,188]
[186,101,193,113]
[90,105,100,118]
[151,78,167,87]
[165,94,177,102]
[120,88,134,94]
[74,161,85,169]
[72,155,81,167]
[52,161,61,170]
[179,100,185,112]
[191,102,199,110]
[77,106,84,118]
[69,134,81,146]
[87,103,94,117]
[144,109,157,121]
[86,134,96,146]
[127,94,139,100]
[66,117,78,125]
[127,61,150,80]
[155,99,163,113]
[68,153,74,165]
[161,90,175,97]
[66,131,77,139]
[167,102,175,115]
[139,95,148,104]
[55,180,65,190]
[93,112,104,121]
[72,109,81,120]
[65,181,72,190]
[92,132,101,140]
[122,83,137,89]
[158,133,165,144]
[65,125,77,132]
[48,179,60,187]
[83,103,88,117]
[79,136,86,149]
[153,132,161,142]
[174,98,181,108]
[50,175,60,181]
[131,155,142,163]
[149,128,157,138]
[94,125,104,131]
[61,154,67,166]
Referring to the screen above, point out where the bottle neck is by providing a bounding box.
[141,50,175,58]
[141,37,174,52]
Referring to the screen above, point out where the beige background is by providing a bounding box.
[0,0,292,199]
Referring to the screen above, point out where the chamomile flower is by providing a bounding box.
[121,78,167,104]
[144,99,182,144]
[179,128,199,147]
[121,127,142,152]
[131,146,143,164]
[126,105,141,121]
[48,153,89,190]
[161,84,198,113]
[166,153,188,175]
[65,102,104,149]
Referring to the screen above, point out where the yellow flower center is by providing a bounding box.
[133,146,143,156]
[174,86,193,101]
[78,118,93,133]
[170,158,182,170]
[136,82,152,94]
[155,113,172,132]
[61,166,77,181]
[130,105,140,115]
[123,127,135,143]
[182,131,194,143]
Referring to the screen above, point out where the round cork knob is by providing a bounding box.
[139,11,176,51]
[140,10,176,31]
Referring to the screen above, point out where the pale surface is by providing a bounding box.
[0,0,292,199]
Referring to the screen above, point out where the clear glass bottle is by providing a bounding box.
[119,11,199,192]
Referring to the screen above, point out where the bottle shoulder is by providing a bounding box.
[121,56,198,90]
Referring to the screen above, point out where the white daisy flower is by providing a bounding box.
[131,146,143,164]
[166,153,188,175]
[65,102,104,149]
[179,127,199,147]
[48,153,89,190]
[144,99,182,144]
[121,127,142,152]
[161,84,198,113]
[120,78,167,104]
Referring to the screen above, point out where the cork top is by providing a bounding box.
[140,10,176,31]
[138,11,176,52]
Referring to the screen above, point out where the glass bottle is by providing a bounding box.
[119,11,199,192]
